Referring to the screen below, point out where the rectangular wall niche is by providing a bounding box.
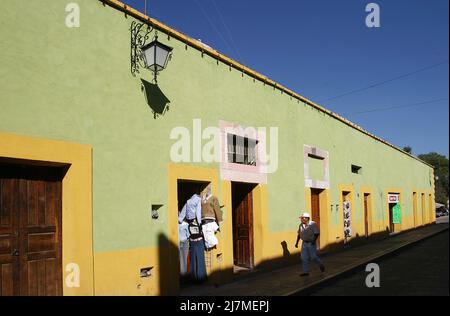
[304,145,329,189]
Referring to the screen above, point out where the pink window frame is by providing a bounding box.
[219,120,267,184]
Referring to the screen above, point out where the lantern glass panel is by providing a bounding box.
[155,44,170,70]
[142,41,172,72]
[142,44,156,71]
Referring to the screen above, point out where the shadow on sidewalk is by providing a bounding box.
[180,223,447,296]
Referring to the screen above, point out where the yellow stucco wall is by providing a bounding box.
[94,247,163,295]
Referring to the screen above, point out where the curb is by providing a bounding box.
[285,225,449,296]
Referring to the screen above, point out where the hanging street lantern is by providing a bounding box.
[130,22,173,83]
[141,35,173,78]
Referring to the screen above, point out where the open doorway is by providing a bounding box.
[388,193,401,233]
[177,179,210,287]
[388,203,395,232]
[231,182,256,273]
[413,191,418,227]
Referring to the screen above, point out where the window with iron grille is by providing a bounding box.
[227,134,258,166]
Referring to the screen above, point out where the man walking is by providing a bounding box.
[295,212,325,277]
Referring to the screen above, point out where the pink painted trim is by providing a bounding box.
[219,120,268,184]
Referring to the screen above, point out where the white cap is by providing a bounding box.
[300,212,311,219]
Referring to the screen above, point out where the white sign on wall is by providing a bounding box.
[388,194,400,203]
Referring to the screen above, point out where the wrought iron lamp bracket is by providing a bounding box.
[130,21,154,77]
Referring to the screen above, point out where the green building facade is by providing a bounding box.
[0,0,434,295]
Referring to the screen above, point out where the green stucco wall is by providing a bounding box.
[0,0,433,253]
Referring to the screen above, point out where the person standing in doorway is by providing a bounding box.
[295,212,325,277]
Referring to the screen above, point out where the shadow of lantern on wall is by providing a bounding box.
[141,79,170,119]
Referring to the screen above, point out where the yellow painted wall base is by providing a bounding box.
[94,247,163,296]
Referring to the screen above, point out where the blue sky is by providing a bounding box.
[121,0,449,157]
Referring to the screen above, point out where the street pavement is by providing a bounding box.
[310,228,449,296]
[436,215,449,224]
[181,222,449,296]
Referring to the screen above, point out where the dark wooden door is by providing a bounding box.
[310,189,321,248]
[0,163,62,296]
[0,176,19,295]
[364,194,369,238]
[389,204,395,233]
[413,192,418,227]
[232,183,254,269]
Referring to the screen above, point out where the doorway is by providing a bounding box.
[413,192,418,227]
[311,189,323,248]
[0,162,64,296]
[388,203,395,233]
[231,182,256,272]
[421,193,426,225]
[177,179,210,287]
[363,193,370,238]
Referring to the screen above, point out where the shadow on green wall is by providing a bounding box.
[158,233,178,295]
[141,79,170,119]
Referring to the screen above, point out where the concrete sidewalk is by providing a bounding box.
[180,222,449,296]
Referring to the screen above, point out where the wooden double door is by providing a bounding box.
[0,163,63,296]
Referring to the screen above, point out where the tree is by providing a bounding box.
[403,146,412,154]
[418,152,449,204]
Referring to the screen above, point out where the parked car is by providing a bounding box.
[436,206,449,217]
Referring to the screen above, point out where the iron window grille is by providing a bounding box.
[227,134,258,166]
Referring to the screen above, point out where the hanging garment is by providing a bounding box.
[178,221,190,276]
[188,218,203,241]
[202,221,219,249]
[178,194,202,225]
[343,201,352,238]
[179,239,189,276]
[189,239,207,282]
[201,195,223,222]
[178,221,189,243]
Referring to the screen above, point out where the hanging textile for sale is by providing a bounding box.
[178,221,189,276]
[392,203,402,224]
[343,200,352,239]
[186,217,207,282]
[178,194,202,225]
[188,218,203,241]
[202,221,219,249]
[201,195,223,222]
[189,238,207,282]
